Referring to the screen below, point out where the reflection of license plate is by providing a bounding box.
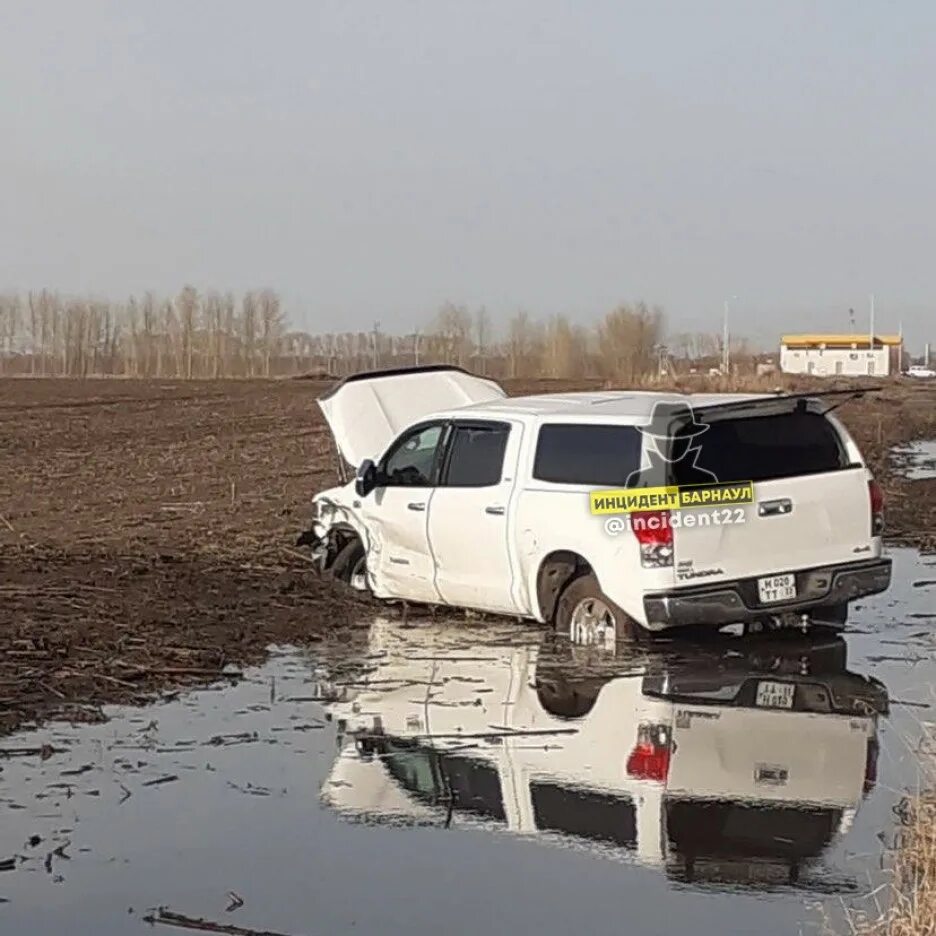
[757,573,796,603]
[755,763,789,785]
[756,680,795,709]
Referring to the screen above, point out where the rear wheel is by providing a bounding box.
[555,573,641,646]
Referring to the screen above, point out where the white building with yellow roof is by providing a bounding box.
[779,333,903,377]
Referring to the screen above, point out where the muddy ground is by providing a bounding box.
[1,377,934,737]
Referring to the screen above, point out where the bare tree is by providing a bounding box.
[160,299,177,377]
[475,306,491,374]
[258,288,283,377]
[203,291,224,379]
[222,292,236,377]
[432,302,473,365]
[0,294,19,374]
[542,315,588,378]
[138,292,156,377]
[242,291,258,377]
[597,302,664,384]
[175,286,199,379]
[507,309,537,378]
[27,290,57,376]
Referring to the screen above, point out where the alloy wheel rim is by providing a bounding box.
[349,556,368,592]
[569,597,617,648]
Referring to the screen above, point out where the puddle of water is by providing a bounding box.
[1,551,934,936]
[890,438,936,479]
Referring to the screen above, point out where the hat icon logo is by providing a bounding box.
[639,401,709,444]
[625,400,718,486]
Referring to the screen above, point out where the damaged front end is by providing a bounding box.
[295,498,362,576]
[295,523,329,571]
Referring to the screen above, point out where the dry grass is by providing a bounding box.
[839,794,936,936]
[886,793,936,936]
[834,721,936,936]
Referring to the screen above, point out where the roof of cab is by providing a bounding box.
[436,390,775,421]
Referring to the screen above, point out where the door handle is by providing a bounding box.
[485,505,505,516]
[758,498,792,517]
[407,502,426,512]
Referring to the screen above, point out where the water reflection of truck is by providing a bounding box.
[321,619,888,887]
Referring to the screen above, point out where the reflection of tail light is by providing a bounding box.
[864,736,879,795]
[869,479,885,536]
[626,723,672,782]
[632,511,674,568]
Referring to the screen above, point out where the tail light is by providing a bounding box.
[626,722,672,782]
[632,510,674,568]
[863,736,879,795]
[868,479,885,536]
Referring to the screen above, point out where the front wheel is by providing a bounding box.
[330,537,369,593]
[554,573,641,647]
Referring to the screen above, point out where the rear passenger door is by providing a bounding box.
[428,420,523,614]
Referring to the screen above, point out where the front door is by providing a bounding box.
[361,421,447,603]
[428,420,523,613]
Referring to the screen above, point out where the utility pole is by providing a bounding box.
[722,300,729,373]
[722,296,737,374]
[372,320,380,370]
[414,329,420,366]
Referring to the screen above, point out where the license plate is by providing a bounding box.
[756,680,795,709]
[757,573,796,604]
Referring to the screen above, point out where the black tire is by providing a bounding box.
[330,537,368,592]
[554,573,641,645]
[535,675,607,719]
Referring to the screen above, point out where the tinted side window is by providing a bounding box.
[381,742,445,805]
[531,782,636,849]
[533,424,642,486]
[381,423,444,486]
[443,423,509,487]
[444,754,505,822]
[676,411,847,484]
[379,742,505,822]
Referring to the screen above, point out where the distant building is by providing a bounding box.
[779,334,903,377]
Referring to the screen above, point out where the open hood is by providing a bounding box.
[318,366,506,469]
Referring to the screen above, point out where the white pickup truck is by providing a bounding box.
[301,366,892,640]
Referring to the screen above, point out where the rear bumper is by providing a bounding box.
[642,671,889,716]
[642,557,892,631]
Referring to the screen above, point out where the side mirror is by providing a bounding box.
[355,459,378,497]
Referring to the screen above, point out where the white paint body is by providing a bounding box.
[313,372,883,630]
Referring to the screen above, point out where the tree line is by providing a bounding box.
[0,288,284,378]
[0,289,746,380]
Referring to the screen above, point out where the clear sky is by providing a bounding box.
[1,0,934,349]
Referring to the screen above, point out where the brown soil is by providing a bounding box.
[832,383,936,553]
[1,377,933,737]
